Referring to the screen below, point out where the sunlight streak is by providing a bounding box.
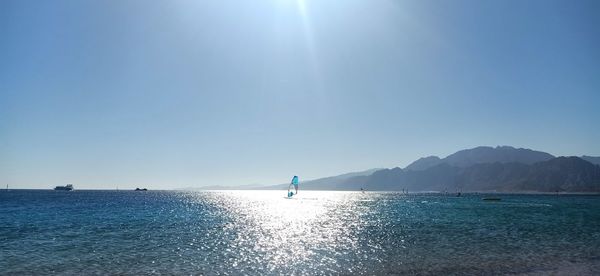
[295,0,322,90]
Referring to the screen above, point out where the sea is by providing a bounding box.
[1,190,599,275]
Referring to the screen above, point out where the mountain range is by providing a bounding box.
[193,146,600,193]
[190,168,383,191]
[404,146,555,171]
[581,156,600,166]
[351,155,600,193]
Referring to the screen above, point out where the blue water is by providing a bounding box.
[1,190,600,275]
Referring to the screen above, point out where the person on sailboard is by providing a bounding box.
[287,176,299,198]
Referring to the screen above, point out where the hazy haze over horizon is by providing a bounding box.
[1,0,599,189]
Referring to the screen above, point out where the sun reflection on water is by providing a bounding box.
[3,191,600,275]
[188,190,374,274]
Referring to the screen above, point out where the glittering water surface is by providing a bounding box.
[1,190,600,275]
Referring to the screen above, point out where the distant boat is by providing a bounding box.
[54,184,74,191]
[135,188,148,191]
[483,197,501,201]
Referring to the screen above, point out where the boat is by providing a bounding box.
[483,197,501,201]
[54,184,74,191]
[135,188,148,191]
[286,176,299,198]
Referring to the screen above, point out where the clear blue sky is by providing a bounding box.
[1,0,599,189]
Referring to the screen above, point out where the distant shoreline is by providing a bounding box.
[5,189,600,195]
[187,189,600,195]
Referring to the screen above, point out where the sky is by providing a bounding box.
[1,0,599,189]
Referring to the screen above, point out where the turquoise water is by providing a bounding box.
[1,190,599,275]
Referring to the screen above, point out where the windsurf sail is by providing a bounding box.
[287,175,299,197]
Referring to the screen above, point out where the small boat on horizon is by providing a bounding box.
[135,188,148,191]
[54,184,74,191]
[483,197,501,201]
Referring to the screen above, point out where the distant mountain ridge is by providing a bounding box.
[257,168,383,190]
[334,156,600,193]
[405,146,555,171]
[404,156,442,171]
[183,146,600,193]
[189,168,382,190]
[581,156,600,166]
[343,146,600,192]
[279,146,599,192]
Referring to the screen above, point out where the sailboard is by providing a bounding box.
[287,175,299,198]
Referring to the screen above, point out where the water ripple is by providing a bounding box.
[1,191,599,275]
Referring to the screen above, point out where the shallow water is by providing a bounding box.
[1,190,599,275]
